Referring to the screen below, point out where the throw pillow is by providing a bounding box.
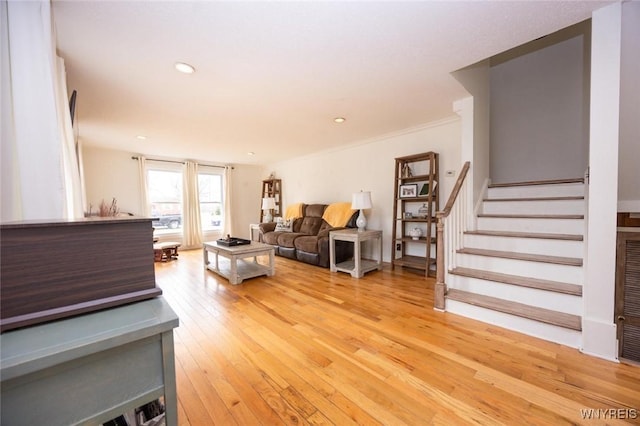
[275,219,293,232]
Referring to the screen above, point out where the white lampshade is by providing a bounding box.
[352,191,372,231]
[262,197,276,210]
[261,197,276,223]
[351,191,372,210]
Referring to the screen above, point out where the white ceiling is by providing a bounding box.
[52,1,611,166]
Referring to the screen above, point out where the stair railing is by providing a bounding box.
[435,161,471,310]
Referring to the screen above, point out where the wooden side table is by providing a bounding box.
[330,229,383,278]
[249,223,262,242]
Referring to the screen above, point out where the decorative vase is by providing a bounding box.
[418,203,429,218]
[409,227,422,240]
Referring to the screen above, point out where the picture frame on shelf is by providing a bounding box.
[420,181,437,196]
[403,212,413,219]
[399,184,418,198]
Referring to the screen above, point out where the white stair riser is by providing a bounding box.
[447,275,582,315]
[446,299,582,348]
[463,234,583,258]
[456,253,582,284]
[477,217,584,234]
[482,199,584,215]
[487,183,584,199]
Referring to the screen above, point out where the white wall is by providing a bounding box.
[489,26,590,183]
[229,165,265,239]
[618,1,640,212]
[82,144,264,241]
[452,60,491,210]
[83,145,142,215]
[265,118,462,262]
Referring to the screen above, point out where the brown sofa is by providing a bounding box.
[259,203,357,267]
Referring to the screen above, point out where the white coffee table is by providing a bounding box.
[203,241,275,285]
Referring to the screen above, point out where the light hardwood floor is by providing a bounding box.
[155,249,640,425]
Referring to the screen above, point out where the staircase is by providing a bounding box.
[445,178,585,348]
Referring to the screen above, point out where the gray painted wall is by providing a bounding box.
[489,27,589,184]
[618,1,640,211]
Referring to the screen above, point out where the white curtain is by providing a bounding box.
[137,156,150,217]
[1,0,83,221]
[182,161,203,248]
[76,139,88,214]
[0,0,21,220]
[223,166,233,236]
[56,56,83,219]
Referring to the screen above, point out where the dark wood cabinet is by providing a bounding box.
[0,217,161,332]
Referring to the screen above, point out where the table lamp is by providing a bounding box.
[262,197,276,223]
[351,191,372,231]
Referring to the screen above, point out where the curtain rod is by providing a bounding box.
[131,156,232,169]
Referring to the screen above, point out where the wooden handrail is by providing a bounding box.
[437,161,471,219]
[435,161,470,310]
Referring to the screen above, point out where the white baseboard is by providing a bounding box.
[580,317,618,362]
[618,199,640,212]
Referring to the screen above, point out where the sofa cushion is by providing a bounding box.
[294,235,319,254]
[291,217,304,233]
[299,216,324,235]
[304,204,327,218]
[317,221,335,238]
[263,231,284,245]
[277,232,305,248]
[259,222,277,234]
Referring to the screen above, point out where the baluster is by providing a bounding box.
[434,162,471,311]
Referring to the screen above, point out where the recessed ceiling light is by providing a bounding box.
[247,152,255,156]
[174,62,195,74]
[136,135,147,140]
[334,117,346,123]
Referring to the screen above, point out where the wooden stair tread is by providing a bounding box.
[446,289,582,331]
[464,230,583,241]
[477,213,584,219]
[457,248,583,266]
[450,267,582,296]
[489,178,584,188]
[483,196,584,202]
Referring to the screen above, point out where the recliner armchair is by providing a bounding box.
[259,203,357,267]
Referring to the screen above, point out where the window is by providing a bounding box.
[198,170,223,231]
[148,168,183,234]
[146,162,224,235]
